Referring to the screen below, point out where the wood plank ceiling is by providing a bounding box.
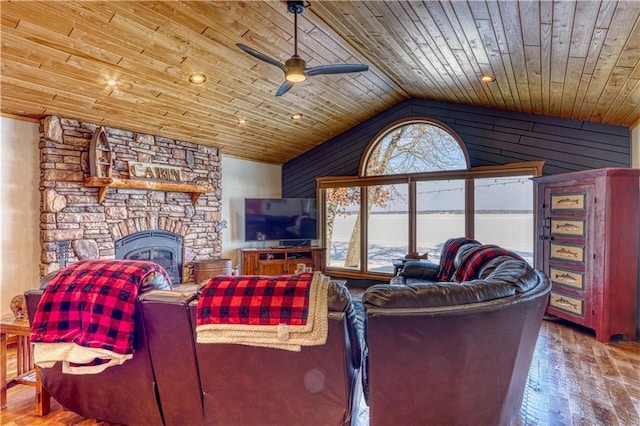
[2,1,639,165]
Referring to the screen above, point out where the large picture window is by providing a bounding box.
[366,183,408,274]
[415,179,466,264]
[325,186,361,271]
[474,176,535,264]
[319,118,543,280]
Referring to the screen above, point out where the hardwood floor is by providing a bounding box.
[1,318,638,425]
[513,318,640,426]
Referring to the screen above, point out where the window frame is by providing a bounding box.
[317,162,545,281]
[358,117,471,177]
[318,118,543,280]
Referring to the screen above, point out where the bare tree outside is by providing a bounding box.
[366,122,467,175]
[325,121,467,270]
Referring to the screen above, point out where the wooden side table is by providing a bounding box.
[0,314,50,415]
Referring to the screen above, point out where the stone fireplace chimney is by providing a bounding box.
[39,116,223,284]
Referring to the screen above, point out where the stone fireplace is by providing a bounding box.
[39,116,223,284]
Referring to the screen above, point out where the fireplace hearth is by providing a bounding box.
[115,230,183,285]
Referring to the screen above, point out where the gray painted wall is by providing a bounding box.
[282,98,630,197]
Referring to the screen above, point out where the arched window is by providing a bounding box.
[318,118,542,278]
[361,119,469,176]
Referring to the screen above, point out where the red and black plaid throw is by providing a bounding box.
[452,245,524,282]
[436,237,480,281]
[197,273,314,327]
[30,259,172,358]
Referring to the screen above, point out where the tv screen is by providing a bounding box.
[245,198,318,243]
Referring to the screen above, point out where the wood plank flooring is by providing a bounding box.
[1,318,639,425]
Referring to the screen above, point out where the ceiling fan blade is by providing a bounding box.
[305,64,369,77]
[275,81,295,97]
[236,44,287,73]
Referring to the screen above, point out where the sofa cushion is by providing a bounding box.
[452,245,524,282]
[398,260,440,280]
[452,242,482,269]
[477,256,513,279]
[436,237,480,281]
[326,280,362,369]
[364,281,516,309]
[483,259,540,293]
[366,258,537,309]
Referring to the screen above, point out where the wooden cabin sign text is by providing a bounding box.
[128,161,183,182]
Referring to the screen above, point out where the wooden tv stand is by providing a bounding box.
[240,247,326,275]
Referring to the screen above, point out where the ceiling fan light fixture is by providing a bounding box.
[286,70,306,83]
[236,1,368,96]
[285,57,306,82]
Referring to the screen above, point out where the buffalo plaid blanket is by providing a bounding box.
[196,272,329,351]
[452,245,524,282]
[30,259,172,374]
[436,237,480,281]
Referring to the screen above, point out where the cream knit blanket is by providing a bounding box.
[196,272,329,351]
[33,343,133,375]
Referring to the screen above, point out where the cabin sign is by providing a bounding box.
[128,161,182,182]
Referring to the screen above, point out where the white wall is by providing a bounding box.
[0,116,41,316]
[220,156,281,270]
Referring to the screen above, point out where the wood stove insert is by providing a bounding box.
[115,230,183,285]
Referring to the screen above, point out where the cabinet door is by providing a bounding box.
[539,183,593,325]
[242,251,259,274]
[258,262,287,275]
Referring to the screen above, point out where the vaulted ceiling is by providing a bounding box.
[2,1,639,164]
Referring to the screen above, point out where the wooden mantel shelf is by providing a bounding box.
[84,176,213,206]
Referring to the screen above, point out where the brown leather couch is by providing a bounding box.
[363,252,551,426]
[25,279,168,426]
[26,278,361,426]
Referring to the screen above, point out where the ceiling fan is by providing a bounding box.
[236,1,369,96]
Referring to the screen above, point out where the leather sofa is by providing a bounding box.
[363,241,551,426]
[25,239,549,426]
[25,276,361,426]
[24,275,169,426]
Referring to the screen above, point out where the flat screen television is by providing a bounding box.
[244,198,318,245]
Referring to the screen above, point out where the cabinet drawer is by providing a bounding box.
[550,292,584,317]
[551,193,586,211]
[550,219,585,237]
[550,243,584,263]
[549,267,584,289]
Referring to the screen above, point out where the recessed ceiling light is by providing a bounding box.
[481,74,496,83]
[238,118,247,125]
[189,73,207,84]
[106,79,118,87]
[291,113,304,120]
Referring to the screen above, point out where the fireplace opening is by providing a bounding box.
[115,230,183,285]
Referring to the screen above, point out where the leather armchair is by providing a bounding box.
[363,258,551,426]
